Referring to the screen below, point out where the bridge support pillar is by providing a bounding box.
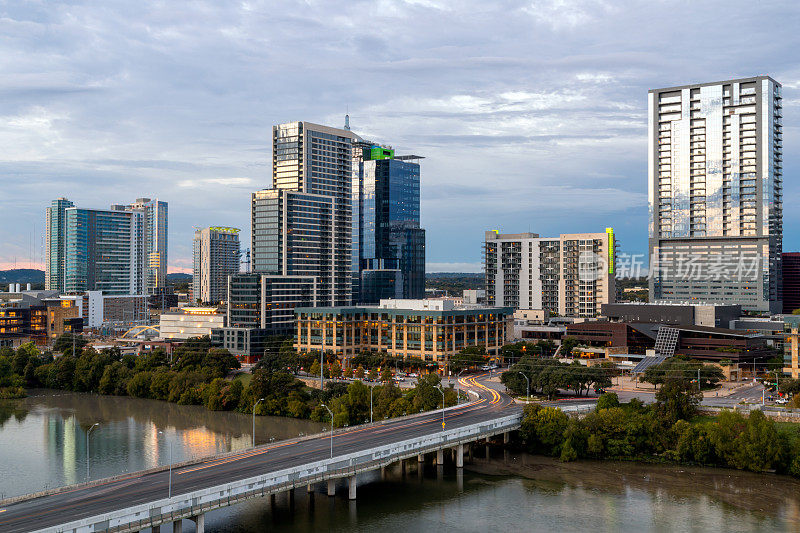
[307,482,315,493]
[436,449,444,465]
[152,526,161,533]
[468,443,473,461]
[401,459,406,476]
[327,479,336,497]
[504,431,510,444]
[172,520,183,533]
[348,475,357,500]
[417,453,424,463]
[456,443,464,468]
[191,514,205,533]
[485,442,490,459]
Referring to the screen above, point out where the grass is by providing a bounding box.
[233,372,252,388]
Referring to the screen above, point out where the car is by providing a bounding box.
[594,388,605,394]
[480,365,491,371]
[776,397,789,405]
[488,364,498,370]
[409,373,419,378]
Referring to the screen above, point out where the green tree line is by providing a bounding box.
[519,384,800,476]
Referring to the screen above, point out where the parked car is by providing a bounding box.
[776,397,789,405]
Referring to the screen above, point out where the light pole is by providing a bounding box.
[436,386,445,431]
[518,372,530,402]
[321,404,334,458]
[370,385,373,423]
[456,369,467,404]
[86,423,99,482]
[158,430,173,499]
[253,397,265,448]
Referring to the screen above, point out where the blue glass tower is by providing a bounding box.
[352,149,425,304]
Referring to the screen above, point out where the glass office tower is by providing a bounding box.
[251,121,359,307]
[45,197,75,291]
[352,150,425,304]
[648,76,783,313]
[64,208,143,295]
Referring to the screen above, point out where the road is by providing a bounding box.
[0,374,517,533]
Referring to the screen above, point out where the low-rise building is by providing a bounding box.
[566,321,772,364]
[159,307,225,340]
[294,299,513,368]
[601,302,742,328]
[0,290,83,345]
[784,316,800,378]
[60,292,148,329]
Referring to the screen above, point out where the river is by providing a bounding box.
[1,391,799,532]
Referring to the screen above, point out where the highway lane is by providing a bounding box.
[0,374,517,533]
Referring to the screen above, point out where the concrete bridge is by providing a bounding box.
[0,376,593,533]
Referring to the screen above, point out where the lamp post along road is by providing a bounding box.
[518,372,530,402]
[456,369,467,404]
[321,404,334,458]
[436,386,445,431]
[158,431,174,499]
[370,386,373,423]
[86,423,99,482]
[253,398,265,447]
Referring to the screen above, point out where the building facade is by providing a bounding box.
[294,299,513,367]
[783,252,800,314]
[648,76,783,313]
[226,273,318,335]
[64,207,144,295]
[159,307,225,340]
[352,151,425,304]
[251,121,359,307]
[45,198,75,292]
[122,198,168,292]
[46,197,167,296]
[484,230,616,317]
[192,227,240,304]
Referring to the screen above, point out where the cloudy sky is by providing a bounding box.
[1,0,799,273]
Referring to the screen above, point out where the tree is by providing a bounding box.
[596,392,620,411]
[380,367,393,384]
[655,379,702,425]
[560,337,579,358]
[53,333,87,354]
[367,367,379,382]
[355,365,365,379]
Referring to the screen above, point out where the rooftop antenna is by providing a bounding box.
[344,105,350,130]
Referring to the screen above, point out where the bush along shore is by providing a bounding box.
[517,383,800,477]
[0,335,457,426]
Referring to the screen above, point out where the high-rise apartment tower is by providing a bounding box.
[192,227,240,304]
[648,76,782,313]
[484,230,616,317]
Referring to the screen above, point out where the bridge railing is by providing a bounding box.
[44,413,522,533]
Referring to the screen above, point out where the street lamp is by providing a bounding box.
[518,372,530,402]
[370,385,373,423]
[158,430,174,499]
[253,397,265,448]
[86,423,99,482]
[436,386,445,431]
[456,369,467,404]
[321,404,334,458]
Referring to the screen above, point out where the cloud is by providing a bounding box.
[1,0,799,273]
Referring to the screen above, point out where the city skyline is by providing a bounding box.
[2,1,800,273]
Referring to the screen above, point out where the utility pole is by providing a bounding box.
[436,386,446,431]
[320,351,325,391]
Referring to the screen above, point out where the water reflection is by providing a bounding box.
[200,451,800,532]
[0,390,324,499]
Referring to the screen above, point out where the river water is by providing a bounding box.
[2,391,800,532]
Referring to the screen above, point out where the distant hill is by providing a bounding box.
[425,272,483,293]
[167,273,192,282]
[0,269,45,285]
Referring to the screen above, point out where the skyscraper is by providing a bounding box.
[45,197,167,297]
[121,198,168,292]
[484,230,616,317]
[64,207,143,295]
[352,148,426,303]
[648,77,783,313]
[45,197,75,292]
[251,121,359,306]
[192,226,240,304]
